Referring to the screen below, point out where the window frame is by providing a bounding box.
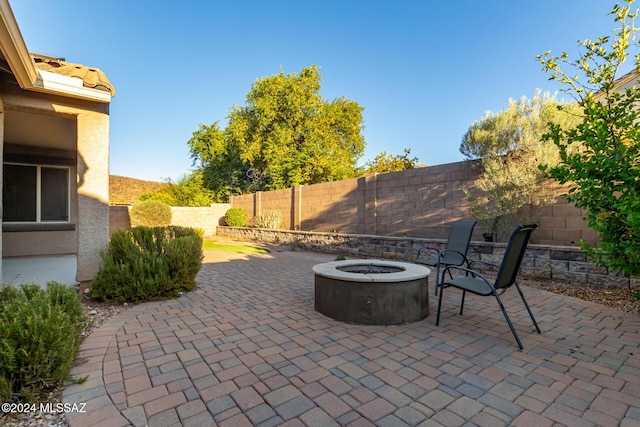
[3,162,71,224]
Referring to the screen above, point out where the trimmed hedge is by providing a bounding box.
[224,208,247,227]
[91,226,203,303]
[0,283,85,401]
[130,200,172,227]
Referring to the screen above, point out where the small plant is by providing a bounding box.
[224,208,247,227]
[130,200,172,227]
[252,210,283,229]
[0,283,85,401]
[91,226,203,303]
[335,254,346,261]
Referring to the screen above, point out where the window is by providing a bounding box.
[3,163,70,222]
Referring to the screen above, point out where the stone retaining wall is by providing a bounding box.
[217,226,638,290]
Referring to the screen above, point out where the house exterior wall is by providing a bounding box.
[0,81,110,283]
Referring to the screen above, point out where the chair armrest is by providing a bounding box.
[440,265,495,289]
[416,246,438,258]
[439,249,470,264]
[468,259,500,271]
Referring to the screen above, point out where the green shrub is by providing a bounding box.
[129,200,172,227]
[0,283,85,401]
[224,208,247,227]
[91,226,203,303]
[252,210,282,229]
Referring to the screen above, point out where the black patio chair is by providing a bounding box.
[435,224,541,350]
[416,220,477,296]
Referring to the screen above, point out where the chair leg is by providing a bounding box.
[436,283,445,326]
[515,282,541,333]
[459,290,466,315]
[493,292,524,350]
[434,264,441,296]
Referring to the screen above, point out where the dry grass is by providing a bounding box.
[109,175,169,205]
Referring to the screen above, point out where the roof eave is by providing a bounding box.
[0,0,38,87]
[34,69,112,103]
[0,0,112,103]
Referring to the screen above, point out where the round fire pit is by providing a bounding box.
[313,260,430,325]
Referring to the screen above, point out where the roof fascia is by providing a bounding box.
[35,70,112,103]
[0,0,111,103]
[0,0,38,87]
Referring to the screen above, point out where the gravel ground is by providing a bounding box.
[0,297,125,427]
[2,277,638,426]
[521,278,640,318]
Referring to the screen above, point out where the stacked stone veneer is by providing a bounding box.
[109,204,230,237]
[230,160,599,247]
[217,227,639,290]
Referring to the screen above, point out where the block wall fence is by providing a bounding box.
[230,160,599,247]
[109,204,230,237]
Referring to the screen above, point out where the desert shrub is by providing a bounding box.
[252,210,282,229]
[91,226,203,303]
[224,207,246,227]
[164,235,203,292]
[0,283,85,401]
[129,200,172,227]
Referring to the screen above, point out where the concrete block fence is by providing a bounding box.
[217,226,639,291]
[109,203,230,237]
[230,160,600,247]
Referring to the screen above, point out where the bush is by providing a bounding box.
[252,210,282,229]
[0,283,85,401]
[91,226,203,303]
[130,200,172,227]
[224,208,247,227]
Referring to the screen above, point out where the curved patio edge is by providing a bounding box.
[62,304,150,427]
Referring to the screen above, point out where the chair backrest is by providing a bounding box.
[494,224,537,290]
[443,220,477,264]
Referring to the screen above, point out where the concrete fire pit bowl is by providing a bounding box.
[313,260,430,325]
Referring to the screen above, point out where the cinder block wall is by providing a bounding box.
[170,205,230,237]
[230,160,596,247]
[109,204,230,237]
[109,205,131,236]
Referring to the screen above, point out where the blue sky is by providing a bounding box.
[10,1,632,182]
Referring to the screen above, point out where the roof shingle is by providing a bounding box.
[31,53,115,96]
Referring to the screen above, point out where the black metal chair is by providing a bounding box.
[416,220,477,296]
[436,224,541,350]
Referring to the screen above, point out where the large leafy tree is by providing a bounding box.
[461,92,581,241]
[362,148,419,174]
[141,171,218,206]
[188,66,365,200]
[538,1,640,277]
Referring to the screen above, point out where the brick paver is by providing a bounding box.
[61,248,640,426]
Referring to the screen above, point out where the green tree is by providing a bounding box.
[538,0,640,277]
[188,66,366,200]
[141,172,218,206]
[461,92,581,241]
[362,148,419,174]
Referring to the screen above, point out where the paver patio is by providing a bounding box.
[63,248,640,426]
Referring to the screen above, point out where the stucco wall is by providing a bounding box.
[230,161,598,247]
[0,83,110,283]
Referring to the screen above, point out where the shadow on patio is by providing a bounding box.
[62,248,640,426]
